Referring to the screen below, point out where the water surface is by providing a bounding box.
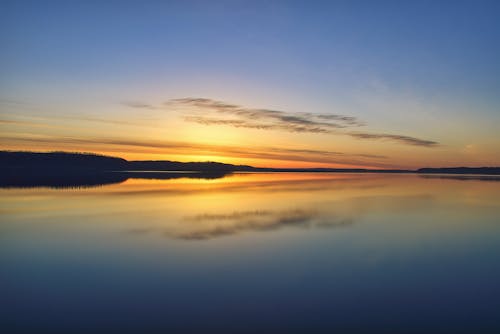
[1,173,499,333]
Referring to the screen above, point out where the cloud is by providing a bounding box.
[121,101,158,110]
[170,97,364,133]
[266,147,387,159]
[169,97,438,147]
[0,119,49,127]
[183,115,331,133]
[348,132,438,147]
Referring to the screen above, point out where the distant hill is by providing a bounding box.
[417,167,500,175]
[127,160,255,172]
[0,151,127,172]
[0,151,254,173]
[0,151,240,188]
[1,151,499,175]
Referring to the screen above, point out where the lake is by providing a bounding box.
[1,173,499,333]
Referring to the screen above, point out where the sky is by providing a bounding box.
[1,0,499,169]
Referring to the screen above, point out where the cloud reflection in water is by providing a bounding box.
[174,209,353,240]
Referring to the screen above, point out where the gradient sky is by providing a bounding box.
[1,0,499,168]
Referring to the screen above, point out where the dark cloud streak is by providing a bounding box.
[349,132,438,147]
[121,101,158,110]
[170,97,364,133]
[183,115,331,133]
[169,97,438,148]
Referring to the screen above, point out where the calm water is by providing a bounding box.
[1,173,500,333]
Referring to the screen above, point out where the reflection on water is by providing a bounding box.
[1,173,500,333]
[0,170,232,189]
[418,174,500,182]
[165,208,352,240]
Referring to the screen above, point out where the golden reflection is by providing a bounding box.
[2,173,499,241]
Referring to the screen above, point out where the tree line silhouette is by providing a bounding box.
[1,151,498,188]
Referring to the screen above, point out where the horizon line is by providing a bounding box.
[1,150,499,172]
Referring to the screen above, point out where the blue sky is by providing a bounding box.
[1,1,499,167]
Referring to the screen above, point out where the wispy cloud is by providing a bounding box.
[169,97,438,147]
[183,115,331,133]
[1,113,161,129]
[0,134,393,167]
[348,132,438,147]
[121,101,158,110]
[170,97,364,133]
[0,119,44,127]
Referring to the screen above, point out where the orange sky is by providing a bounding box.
[2,2,500,169]
[1,97,499,169]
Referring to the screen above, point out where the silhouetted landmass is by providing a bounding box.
[1,151,499,188]
[0,151,233,188]
[417,167,500,175]
[0,151,128,171]
[0,151,256,173]
[114,170,231,180]
[127,160,255,172]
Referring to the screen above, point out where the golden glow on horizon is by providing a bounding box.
[1,134,497,170]
[1,100,499,169]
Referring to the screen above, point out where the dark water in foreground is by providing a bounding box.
[1,173,500,333]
